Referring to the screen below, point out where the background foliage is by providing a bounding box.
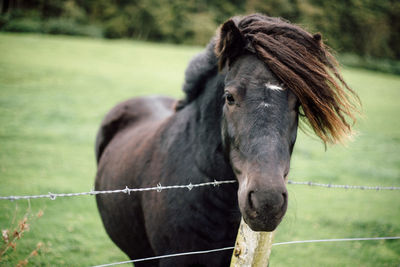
[1,0,400,63]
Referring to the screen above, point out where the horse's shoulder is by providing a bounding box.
[95,96,175,163]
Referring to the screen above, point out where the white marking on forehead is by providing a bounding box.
[259,102,271,108]
[265,83,283,91]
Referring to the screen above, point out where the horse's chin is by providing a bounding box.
[242,213,284,232]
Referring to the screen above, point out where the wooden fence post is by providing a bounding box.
[230,218,274,267]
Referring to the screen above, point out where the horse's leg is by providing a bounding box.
[128,259,159,267]
[141,195,235,267]
[157,250,232,267]
[95,193,157,265]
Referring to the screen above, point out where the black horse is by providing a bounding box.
[95,14,358,266]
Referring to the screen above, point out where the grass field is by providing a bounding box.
[0,33,399,266]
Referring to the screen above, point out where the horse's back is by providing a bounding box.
[95,96,175,163]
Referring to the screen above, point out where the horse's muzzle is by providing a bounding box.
[241,187,288,232]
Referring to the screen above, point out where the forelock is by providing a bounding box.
[225,14,360,144]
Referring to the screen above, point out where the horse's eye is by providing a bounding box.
[225,93,235,105]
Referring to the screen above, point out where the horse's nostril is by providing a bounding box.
[282,192,288,201]
[248,191,255,210]
[280,191,288,211]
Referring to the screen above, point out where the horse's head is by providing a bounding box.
[221,53,296,231]
[215,15,359,231]
[217,30,297,232]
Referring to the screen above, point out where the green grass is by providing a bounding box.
[0,33,399,266]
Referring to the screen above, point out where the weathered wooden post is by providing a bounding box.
[230,218,274,267]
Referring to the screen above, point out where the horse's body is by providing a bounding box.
[95,14,358,267]
[95,93,239,266]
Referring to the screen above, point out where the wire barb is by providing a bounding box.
[124,186,130,195]
[156,183,163,192]
[187,183,193,191]
[48,192,56,200]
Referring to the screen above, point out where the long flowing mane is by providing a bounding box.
[180,14,360,144]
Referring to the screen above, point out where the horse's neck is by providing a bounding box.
[172,73,234,181]
[164,73,239,216]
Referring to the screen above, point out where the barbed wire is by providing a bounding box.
[91,236,400,267]
[0,180,237,201]
[287,180,400,190]
[1,179,399,265]
[1,179,400,201]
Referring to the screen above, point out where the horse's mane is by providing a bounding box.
[174,40,218,110]
[179,14,360,144]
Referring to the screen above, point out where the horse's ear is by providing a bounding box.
[215,19,246,71]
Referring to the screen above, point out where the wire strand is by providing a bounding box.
[91,236,400,267]
[1,180,400,201]
[287,180,400,190]
[0,180,237,201]
[272,236,400,246]
[92,246,235,267]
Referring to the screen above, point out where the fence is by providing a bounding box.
[1,179,399,201]
[1,179,399,266]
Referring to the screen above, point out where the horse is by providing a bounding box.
[94,14,358,267]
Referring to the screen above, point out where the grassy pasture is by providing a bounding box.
[0,33,399,266]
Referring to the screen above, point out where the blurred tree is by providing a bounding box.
[0,0,399,60]
[2,0,10,14]
[246,0,300,22]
